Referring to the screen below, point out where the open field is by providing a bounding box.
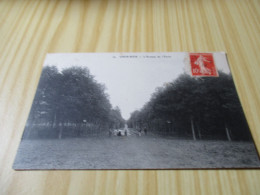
[13,135,260,169]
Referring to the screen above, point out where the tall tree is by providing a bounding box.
[127,72,252,141]
[25,66,124,139]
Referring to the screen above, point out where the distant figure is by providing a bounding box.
[117,131,122,136]
[108,124,113,137]
[144,127,147,135]
[138,129,142,136]
[124,125,128,136]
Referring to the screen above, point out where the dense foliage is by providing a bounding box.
[24,66,252,141]
[24,66,125,139]
[127,72,252,141]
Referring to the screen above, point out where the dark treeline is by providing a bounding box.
[23,66,125,139]
[127,72,252,141]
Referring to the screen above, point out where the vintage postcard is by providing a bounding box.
[13,52,260,169]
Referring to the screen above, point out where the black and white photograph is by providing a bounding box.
[13,52,260,169]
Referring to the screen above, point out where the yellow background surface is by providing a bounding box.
[0,0,260,194]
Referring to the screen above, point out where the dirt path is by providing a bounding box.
[13,134,260,169]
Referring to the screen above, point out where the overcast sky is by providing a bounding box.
[44,52,230,120]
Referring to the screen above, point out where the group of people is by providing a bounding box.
[137,127,148,136]
[108,128,127,137]
[108,127,148,137]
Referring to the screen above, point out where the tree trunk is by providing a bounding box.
[52,113,57,129]
[225,123,232,141]
[77,123,81,137]
[26,125,33,139]
[197,124,202,140]
[191,117,196,141]
[58,124,63,139]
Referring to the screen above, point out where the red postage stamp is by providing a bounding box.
[189,53,218,77]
